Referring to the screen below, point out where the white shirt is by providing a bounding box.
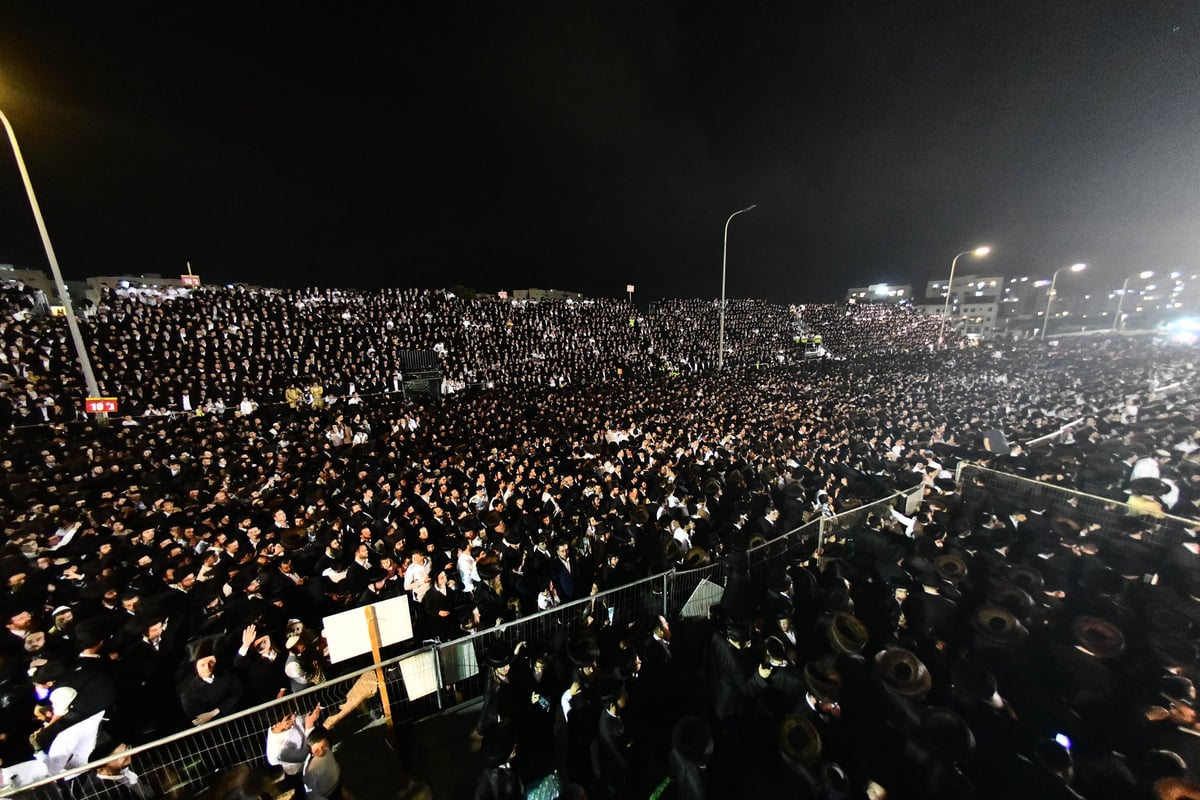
[404,561,431,602]
[457,552,481,592]
[265,720,308,775]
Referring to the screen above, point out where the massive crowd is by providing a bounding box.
[1,280,1199,798]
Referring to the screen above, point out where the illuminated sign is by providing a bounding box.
[84,397,119,414]
[181,274,201,287]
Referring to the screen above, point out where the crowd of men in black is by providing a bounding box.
[0,279,1199,798]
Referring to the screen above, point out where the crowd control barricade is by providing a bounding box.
[1,647,439,799]
[0,483,933,800]
[956,463,1198,559]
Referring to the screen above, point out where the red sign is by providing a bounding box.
[85,397,119,414]
[181,274,201,287]
[497,291,508,300]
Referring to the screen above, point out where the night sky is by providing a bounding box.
[1,2,1197,302]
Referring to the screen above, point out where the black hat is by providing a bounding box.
[483,638,514,669]
[1148,631,1198,671]
[934,554,969,583]
[827,613,869,655]
[988,582,1036,619]
[974,605,1028,647]
[763,636,789,668]
[32,661,66,685]
[566,631,601,668]
[480,723,518,768]
[596,672,626,704]
[1070,616,1126,659]
[726,621,751,647]
[1003,564,1045,594]
[949,658,998,705]
[921,707,976,764]
[804,657,843,702]
[779,715,822,767]
[671,716,713,766]
[875,647,933,698]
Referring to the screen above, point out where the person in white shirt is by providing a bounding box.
[537,580,561,611]
[265,705,321,797]
[457,540,481,592]
[404,551,432,603]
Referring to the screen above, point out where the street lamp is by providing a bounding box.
[718,204,756,369]
[0,107,106,422]
[1041,263,1086,340]
[1112,270,1154,332]
[938,245,992,343]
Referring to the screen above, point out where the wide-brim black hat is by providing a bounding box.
[805,657,843,702]
[935,554,969,583]
[483,638,514,669]
[566,631,601,668]
[1003,564,1045,593]
[779,715,822,767]
[876,647,933,698]
[1147,630,1198,671]
[1071,616,1126,659]
[922,706,976,764]
[988,582,1036,619]
[974,605,1028,646]
[481,723,518,768]
[1131,478,1172,497]
[827,612,869,655]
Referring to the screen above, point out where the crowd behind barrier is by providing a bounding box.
[1,283,1200,798]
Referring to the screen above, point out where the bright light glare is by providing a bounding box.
[973,246,992,256]
[1139,270,1154,279]
[1070,263,1087,272]
[1055,733,1072,750]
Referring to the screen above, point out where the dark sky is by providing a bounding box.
[1,2,1197,302]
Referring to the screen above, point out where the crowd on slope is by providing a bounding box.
[1,284,967,425]
[799,302,954,356]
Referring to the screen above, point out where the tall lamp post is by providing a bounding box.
[0,107,105,422]
[1113,270,1154,332]
[938,245,992,343]
[717,204,756,369]
[1041,263,1086,340]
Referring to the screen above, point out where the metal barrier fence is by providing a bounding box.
[956,464,1198,558]
[0,482,924,799]
[2,645,440,798]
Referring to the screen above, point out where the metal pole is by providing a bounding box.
[0,108,106,424]
[938,251,969,344]
[1112,276,1131,332]
[1041,268,1062,341]
[718,204,755,369]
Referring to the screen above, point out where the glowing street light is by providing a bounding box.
[1113,270,1154,332]
[1041,263,1086,340]
[718,204,756,369]
[939,245,992,343]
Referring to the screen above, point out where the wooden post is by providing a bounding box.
[364,606,396,740]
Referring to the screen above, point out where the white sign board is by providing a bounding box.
[322,594,413,664]
[398,650,440,701]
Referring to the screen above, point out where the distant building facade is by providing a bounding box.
[845,283,912,304]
